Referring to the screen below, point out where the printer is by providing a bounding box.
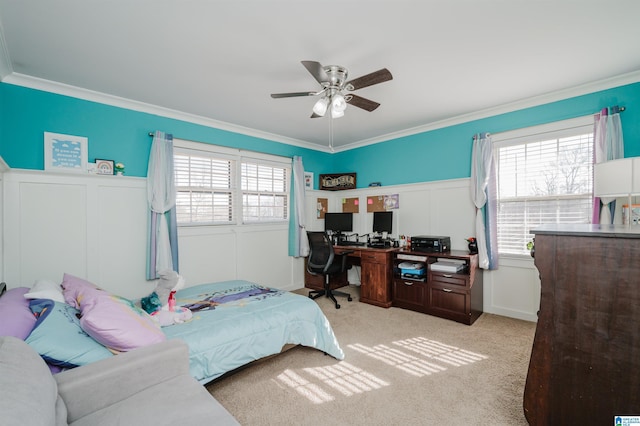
[411,235,451,253]
[398,261,425,279]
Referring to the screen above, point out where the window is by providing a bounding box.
[494,117,594,255]
[173,140,290,225]
[241,161,289,223]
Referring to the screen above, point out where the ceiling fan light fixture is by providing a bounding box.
[331,108,344,119]
[312,97,329,116]
[331,93,347,113]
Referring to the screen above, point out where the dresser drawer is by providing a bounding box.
[429,271,469,288]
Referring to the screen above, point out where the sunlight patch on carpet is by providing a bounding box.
[346,337,488,377]
[275,362,389,404]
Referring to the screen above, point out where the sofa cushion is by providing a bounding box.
[26,299,113,368]
[0,336,65,426]
[68,374,239,426]
[0,287,37,339]
[61,273,165,352]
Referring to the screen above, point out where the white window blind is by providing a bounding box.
[174,150,235,224]
[173,140,290,226]
[241,161,289,223]
[494,117,594,255]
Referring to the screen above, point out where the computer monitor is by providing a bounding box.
[373,211,393,234]
[324,212,353,234]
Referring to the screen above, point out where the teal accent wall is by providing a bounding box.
[1,81,639,186]
[0,82,332,180]
[334,82,640,187]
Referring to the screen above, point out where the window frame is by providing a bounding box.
[173,139,291,227]
[492,115,595,257]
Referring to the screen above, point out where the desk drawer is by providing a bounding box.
[334,247,360,257]
[429,271,469,288]
[360,251,388,264]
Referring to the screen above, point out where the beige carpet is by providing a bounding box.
[207,285,536,426]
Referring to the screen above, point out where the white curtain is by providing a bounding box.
[593,106,625,224]
[146,131,179,279]
[470,133,496,269]
[289,156,309,257]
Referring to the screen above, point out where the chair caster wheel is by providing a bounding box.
[336,304,341,309]
[347,296,353,302]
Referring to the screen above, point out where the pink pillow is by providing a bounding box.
[0,287,37,339]
[61,274,165,352]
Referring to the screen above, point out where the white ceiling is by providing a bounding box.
[1,1,640,152]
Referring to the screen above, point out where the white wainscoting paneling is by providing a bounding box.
[2,170,540,321]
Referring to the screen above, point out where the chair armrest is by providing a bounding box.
[337,250,355,255]
[56,338,190,423]
[336,251,354,271]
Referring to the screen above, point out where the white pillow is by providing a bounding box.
[24,279,65,303]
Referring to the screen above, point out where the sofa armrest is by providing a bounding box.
[56,338,190,423]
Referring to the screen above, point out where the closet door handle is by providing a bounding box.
[442,288,453,293]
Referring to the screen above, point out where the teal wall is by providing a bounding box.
[335,82,640,187]
[0,83,333,180]
[1,81,639,187]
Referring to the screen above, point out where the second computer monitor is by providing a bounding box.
[373,211,393,234]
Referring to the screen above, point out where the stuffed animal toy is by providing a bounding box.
[140,269,192,327]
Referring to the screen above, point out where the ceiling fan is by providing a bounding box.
[271,60,393,118]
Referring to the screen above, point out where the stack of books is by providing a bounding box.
[430,259,466,273]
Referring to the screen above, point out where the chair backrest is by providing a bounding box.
[306,231,334,274]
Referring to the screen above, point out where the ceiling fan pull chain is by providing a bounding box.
[329,115,335,153]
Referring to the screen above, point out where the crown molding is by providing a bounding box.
[1,73,327,153]
[3,69,639,155]
[335,70,640,152]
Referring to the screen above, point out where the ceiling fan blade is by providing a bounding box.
[271,92,316,98]
[346,94,380,112]
[301,60,330,84]
[345,68,393,91]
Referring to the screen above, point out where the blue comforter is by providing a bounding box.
[162,280,344,383]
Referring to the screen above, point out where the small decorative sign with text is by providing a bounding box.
[319,173,356,191]
[44,132,88,173]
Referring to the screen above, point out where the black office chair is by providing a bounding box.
[306,231,353,309]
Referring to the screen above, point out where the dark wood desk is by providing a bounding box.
[304,244,397,308]
[524,224,640,425]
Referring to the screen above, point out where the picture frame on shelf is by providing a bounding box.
[95,159,114,175]
[44,132,88,173]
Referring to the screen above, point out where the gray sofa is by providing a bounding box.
[0,336,239,426]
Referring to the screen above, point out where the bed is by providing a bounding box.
[0,278,344,385]
[163,280,345,384]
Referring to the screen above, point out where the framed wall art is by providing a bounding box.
[304,172,314,189]
[95,159,114,175]
[44,132,88,173]
[319,172,356,191]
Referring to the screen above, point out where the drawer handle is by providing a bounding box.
[443,274,453,278]
[442,288,453,293]
[403,281,413,286]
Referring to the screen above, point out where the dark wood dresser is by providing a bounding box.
[524,224,640,425]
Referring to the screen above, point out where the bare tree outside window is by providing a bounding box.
[496,131,594,255]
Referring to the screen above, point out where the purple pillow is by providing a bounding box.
[61,273,165,352]
[0,287,37,339]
